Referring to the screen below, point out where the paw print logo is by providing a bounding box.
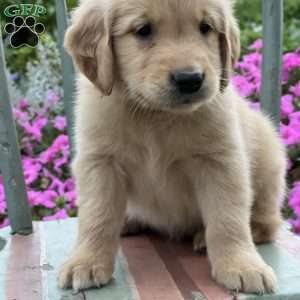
[4,16,45,48]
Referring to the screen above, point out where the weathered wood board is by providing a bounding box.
[1,219,300,300]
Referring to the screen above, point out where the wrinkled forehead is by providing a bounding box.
[112,0,229,34]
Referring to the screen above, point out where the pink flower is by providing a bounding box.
[54,116,67,131]
[13,108,28,122]
[54,156,68,173]
[250,39,263,51]
[281,95,294,117]
[64,178,75,190]
[231,75,255,97]
[283,53,300,71]
[43,209,68,221]
[23,158,42,185]
[243,52,262,66]
[27,191,41,206]
[65,191,76,206]
[40,134,69,164]
[21,137,34,155]
[18,99,30,110]
[62,179,76,206]
[47,175,65,194]
[21,117,48,142]
[289,111,300,123]
[290,82,300,97]
[289,219,300,234]
[289,182,300,223]
[28,190,57,208]
[42,191,59,208]
[282,53,300,83]
[280,124,300,146]
[0,218,10,229]
[288,182,300,233]
[0,184,7,214]
[46,90,60,106]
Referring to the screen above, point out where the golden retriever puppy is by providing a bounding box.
[59,0,286,294]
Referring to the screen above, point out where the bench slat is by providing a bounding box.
[0,33,32,235]
[1,219,300,300]
[55,0,76,156]
[261,0,283,127]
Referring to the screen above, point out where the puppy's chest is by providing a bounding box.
[121,118,227,193]
[124,135,205,233]
[122,110,228,172]
[125,131,207,192]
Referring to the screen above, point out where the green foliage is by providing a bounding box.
[235,0,300,53]
[1,0,299,72]
[1,0,78,73]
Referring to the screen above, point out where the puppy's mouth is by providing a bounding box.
[166,86,211,110]
[127,85,212,114]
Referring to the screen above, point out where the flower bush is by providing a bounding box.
[0,92,75,228]
[232,40,300,233]
[0,39,300,235]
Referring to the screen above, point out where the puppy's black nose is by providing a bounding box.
[170,70,204,94]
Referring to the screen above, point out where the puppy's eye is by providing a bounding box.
[135,23,152,39]
[199,22,212,35]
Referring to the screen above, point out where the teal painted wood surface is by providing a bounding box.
[261,0,283,127]
[0,226,11,300]
[1,219,300,299]
[0,219,137,300]
[0,32,32,235]
[240,243,300,299]
[55,0,76,156]
[42,220,137,300]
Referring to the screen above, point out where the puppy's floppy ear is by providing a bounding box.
[219,9,240,92]
[64,1,114,95]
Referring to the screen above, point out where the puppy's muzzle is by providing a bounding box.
[170,69,205,95]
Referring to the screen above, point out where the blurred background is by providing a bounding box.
[1,0,299,74]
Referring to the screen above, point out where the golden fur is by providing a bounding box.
[59,0,286,294]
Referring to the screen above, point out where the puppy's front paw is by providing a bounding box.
[59,255,114,291]
[212,255,276,294]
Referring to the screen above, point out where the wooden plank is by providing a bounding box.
[149,236,232,300]
[39,220,88,300]
[5,225,43,300]
[276,224,300,262]
[55,0,76,156]
[261,0,283,127]
[122,236,184,300]
[178,256,232,300]
[239,232,300,299]
[149,236,204,299]
[2,220,300,299]
[0,30,32,234]
[84,252,140,300]
[41,219,137,300]
[0,226,11,300]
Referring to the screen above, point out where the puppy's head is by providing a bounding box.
[65,0,240,112]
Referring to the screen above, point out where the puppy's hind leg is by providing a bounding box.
[251,136,286,244]
[251,169,285,244]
